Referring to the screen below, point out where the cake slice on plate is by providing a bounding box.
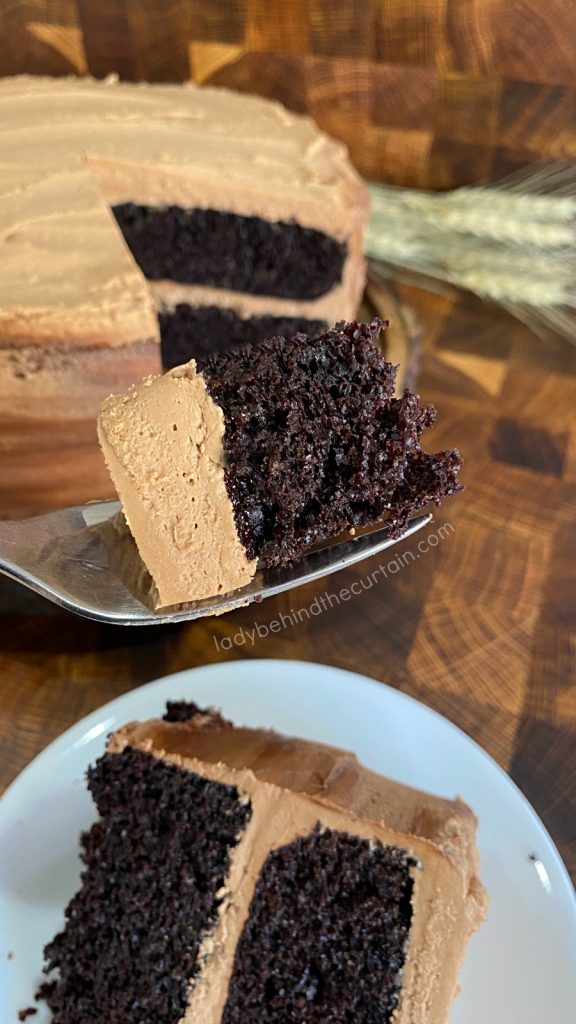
[98,319,463,607]
[40,702,487,1024]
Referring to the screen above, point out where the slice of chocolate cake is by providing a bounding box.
[40,703,487,1024]
[97,319,462,607]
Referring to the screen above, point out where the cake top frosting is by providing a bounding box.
[113,707,482,878]
[0,76,368,347]
[0,76,365,225]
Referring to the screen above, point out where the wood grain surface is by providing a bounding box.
[1,282,574,884]
[2,1,576,187]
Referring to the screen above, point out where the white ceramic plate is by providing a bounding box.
[1,659,575,1023]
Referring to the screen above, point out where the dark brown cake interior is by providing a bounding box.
[222,826,414,1023]
[40,749,251,1024]
[113,204,346,299]
[162,699,204,722]
[202,318,462,568]
[160,304,326,369]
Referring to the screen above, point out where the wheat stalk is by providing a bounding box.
[366,161,576,340]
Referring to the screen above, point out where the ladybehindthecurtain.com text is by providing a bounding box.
[213,521,455,651]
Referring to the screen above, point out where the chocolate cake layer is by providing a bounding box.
[159,304,327,369]
[202,318,463,568]
[222,826,414,1023]
[41,748,251,1024]
[113,204,347,300]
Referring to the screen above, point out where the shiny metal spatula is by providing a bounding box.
[0,501,431,626]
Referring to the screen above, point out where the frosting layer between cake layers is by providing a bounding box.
[103,712,487,1024]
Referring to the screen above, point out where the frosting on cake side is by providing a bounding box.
[97,362,255,606]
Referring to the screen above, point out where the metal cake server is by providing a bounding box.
[0,501,432,626]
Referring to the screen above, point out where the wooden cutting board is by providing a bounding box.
[1,1,575,189]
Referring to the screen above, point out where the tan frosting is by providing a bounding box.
[0,76,369,347]
[152,269,358,325]
[97,361,255,607]
[0,158,158,348]
[109,715,487,1024]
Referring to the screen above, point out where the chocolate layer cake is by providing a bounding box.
[0,76,367,515]
[40,703,486,1024]
[98,319,462,607]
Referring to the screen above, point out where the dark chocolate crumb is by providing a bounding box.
[223,825,414,1023]
[159,304,327,369]
[40,748,251,1024]
[113,204,346,300]
[162,699,203,722]
[35,981,54,1002]
[162,702,231,729]
[203,319,462,567]
[18,1009,37,1021]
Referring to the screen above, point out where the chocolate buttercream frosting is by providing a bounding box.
[98,361,256,606]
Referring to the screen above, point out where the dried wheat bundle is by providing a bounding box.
[365,161,576,339]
